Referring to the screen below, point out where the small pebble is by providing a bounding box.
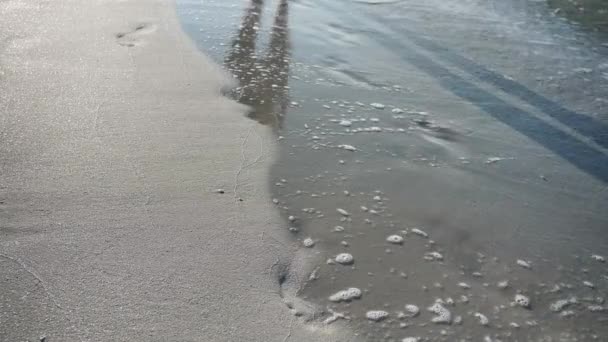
[591,254,605,263]
[370,103,385,109]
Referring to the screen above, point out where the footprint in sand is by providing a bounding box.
[115,22,157,47]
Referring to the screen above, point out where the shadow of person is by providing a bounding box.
[224,0,290,131]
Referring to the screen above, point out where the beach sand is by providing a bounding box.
[0,0,355,340]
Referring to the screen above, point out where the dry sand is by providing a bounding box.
[0,0,356,341]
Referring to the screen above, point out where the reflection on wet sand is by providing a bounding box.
[224,0,290,130]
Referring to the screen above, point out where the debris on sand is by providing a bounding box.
[591,254,605,263]
[386,235,404,244]
[335,253,354,265]
[497,280,509,289]
[329,287,362,302]
[428,302,451,324]
[366,310,389,321]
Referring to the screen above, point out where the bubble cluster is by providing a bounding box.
[365,310,389,321]
[334,253,354,265]
[328,287,362,302]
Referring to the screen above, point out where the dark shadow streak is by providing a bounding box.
[375,33,608,183]
[318,0,608,182]
[224,0,290,131]
[398,28,608,150]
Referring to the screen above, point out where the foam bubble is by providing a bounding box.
[516,259,531,269]
[366,310,389,321]
[411,228,428,238]
[427,302,451,324]
[474,312,489,326]
[335,253,354,265]
[303,238,315,248]
[405,304,420,317]
[402,338,420,342]
[514,294,531,308]
[336,208,350,216]
[386,235,404,244]
[328,287,362,302]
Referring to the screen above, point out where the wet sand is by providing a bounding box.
[0,0,357,341]
[178,0,608,341]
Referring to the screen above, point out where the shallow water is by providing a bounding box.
[178,0,608,340]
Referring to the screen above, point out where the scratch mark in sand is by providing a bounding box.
[233,124,266,200]
[283,316,295,342]
[0,253,63,310]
